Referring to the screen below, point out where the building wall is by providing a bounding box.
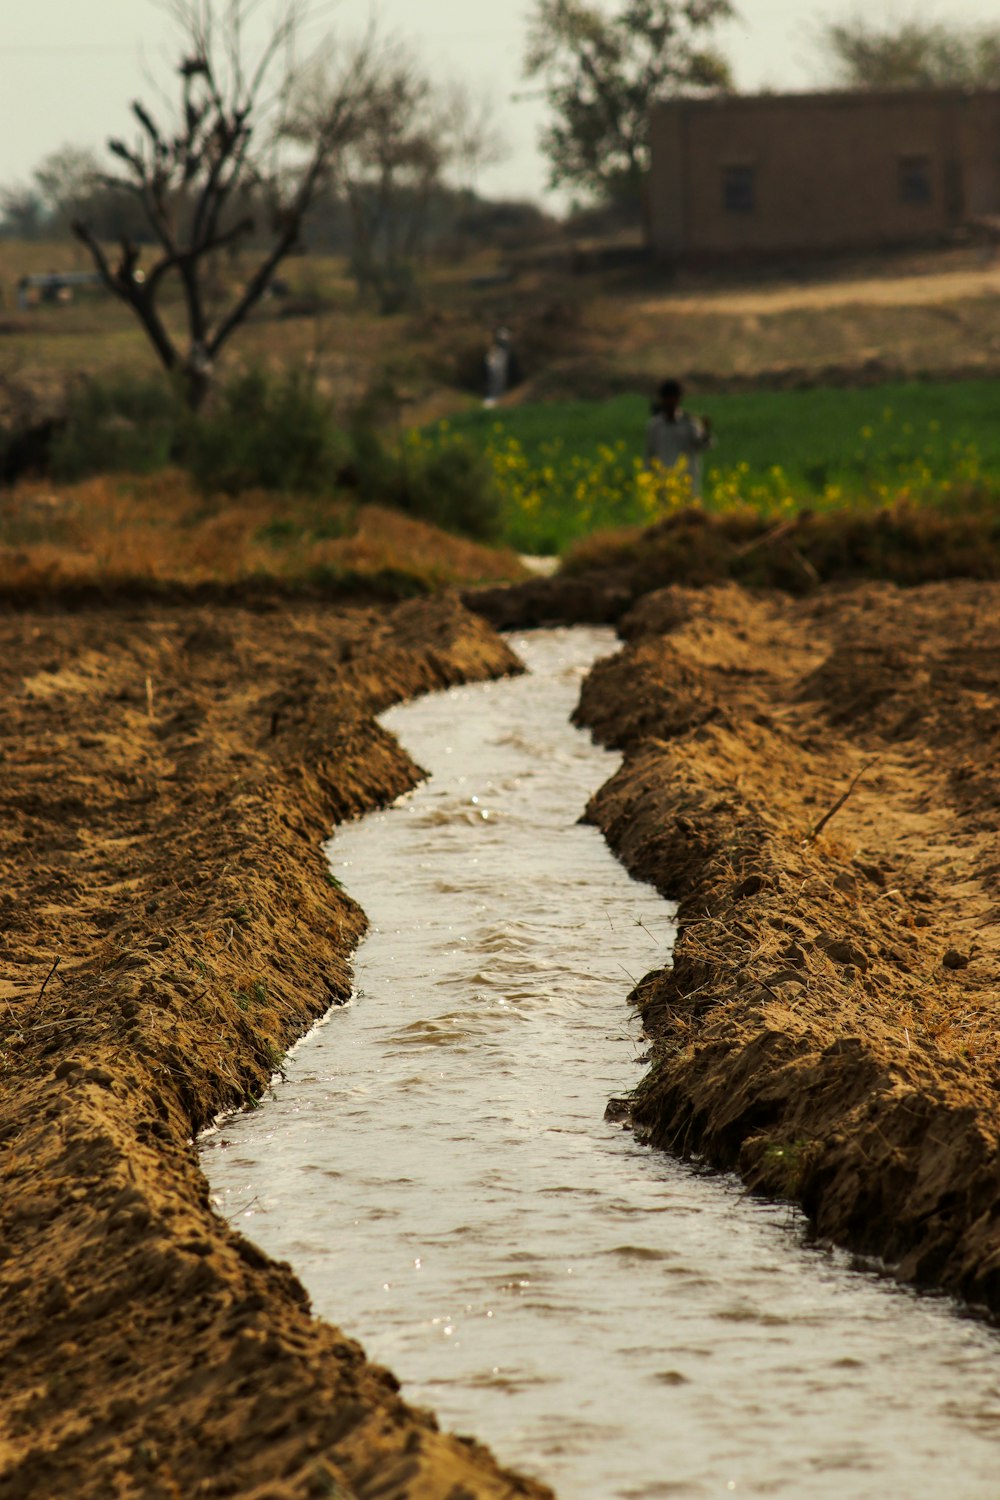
[649,91,1000,260]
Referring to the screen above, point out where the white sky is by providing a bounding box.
[2,0,1000,207]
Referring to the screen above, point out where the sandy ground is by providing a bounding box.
[636,260,1000,317]
[573,580,1000,1309]
[0,595,550,1500]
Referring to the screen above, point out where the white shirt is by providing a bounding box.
[644,410,711,495]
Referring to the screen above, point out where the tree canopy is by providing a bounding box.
[524,0,735,210]
[820,16,1000,91]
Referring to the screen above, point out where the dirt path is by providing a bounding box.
[636,262,1000,317]
[0,596,550,1500]
[574,580,1000,1309]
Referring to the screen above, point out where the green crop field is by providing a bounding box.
[427,379,1000,553]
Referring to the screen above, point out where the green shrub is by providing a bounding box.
[31,363,502,544]
[184,367,346,495]
[347,414,503,541]
[50,375,181,480]
[399,439,503,541]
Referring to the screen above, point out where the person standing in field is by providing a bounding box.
[644,378,712,496]
[484,327,519,408]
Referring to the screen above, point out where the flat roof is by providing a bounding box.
[652,86,1000,115]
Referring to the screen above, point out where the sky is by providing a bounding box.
[3,0,1000,208]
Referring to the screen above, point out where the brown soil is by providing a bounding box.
[572,579,1000,1313]
[0,595,551,1500]
[8,561,1000,1498]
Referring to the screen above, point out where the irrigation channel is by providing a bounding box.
[203,627,1000,1499]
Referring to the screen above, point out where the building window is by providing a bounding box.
[723,164,756,214]
[899,155,932,204]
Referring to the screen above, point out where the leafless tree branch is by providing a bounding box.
[73,0,371,407]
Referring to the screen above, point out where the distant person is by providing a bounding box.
[484,327,519,408]
[644,378,712,497]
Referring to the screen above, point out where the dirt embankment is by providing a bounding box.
[8,562,1000,1495]
[0,596,551,1500]
[573,579,1000,1311]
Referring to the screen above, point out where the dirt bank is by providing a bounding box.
[8,564,1000,1496]
[574,579,1000,1313]
[0,595,552,1500]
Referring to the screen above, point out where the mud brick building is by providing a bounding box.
[649,89,1000,261]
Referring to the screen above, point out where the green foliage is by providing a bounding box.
[51,375,181,480]
[44,367,348,496]
[350,414,504,541]
[438,379,1000,551]
[524,0,734,205]
[398,437,504,540]
[10,362,505,547]
[184,368,347,495]
[234,979,269,1012]
[264,1041,287,1076]
[821,16,1000,89]
[34,368,1000,567]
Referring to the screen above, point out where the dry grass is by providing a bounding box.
[12,236,1000,427]
[0,242,505,421]
[0,470,528,598]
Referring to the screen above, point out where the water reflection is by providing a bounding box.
[203,628,1000,1499]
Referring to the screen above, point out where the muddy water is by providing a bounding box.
[203,629,1000,1499]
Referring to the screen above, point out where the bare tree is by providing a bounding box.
[289,46,504,311]
[72,1,373,407]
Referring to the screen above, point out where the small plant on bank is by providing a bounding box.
[234,979,269,1011]
[759,1138,817,1197]
[264,1041,287,1078]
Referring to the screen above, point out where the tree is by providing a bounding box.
[33,146,103,232]
[72,1,375,408]
[0,145,147,243]
[289,48,503,311]
[819,16,1000,91]
[0,185,46,240]
[32,144,151,243]
[524,0,734,217]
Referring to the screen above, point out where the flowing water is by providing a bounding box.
[203,628,1000,1499]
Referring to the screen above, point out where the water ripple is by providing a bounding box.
[204,628,1000,1500]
